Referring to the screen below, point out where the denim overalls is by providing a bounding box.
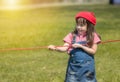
[65,35,97,82]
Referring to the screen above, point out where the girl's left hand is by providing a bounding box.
[72,43,82,48]
[48,45,56,50]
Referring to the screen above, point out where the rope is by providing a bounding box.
[0,39,120,52]
[0,46,66,52]
[100,39,120,44]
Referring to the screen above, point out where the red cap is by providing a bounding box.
[75,11,96,25]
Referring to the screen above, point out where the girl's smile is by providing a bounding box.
[76,25,87,35]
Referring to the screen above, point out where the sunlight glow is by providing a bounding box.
[0,0,51,10]
[4,0,19,5]
[6,0,17,5]
[1,0,20,10]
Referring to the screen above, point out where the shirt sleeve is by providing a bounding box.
[63,33,73,44]
[93,33,101,44]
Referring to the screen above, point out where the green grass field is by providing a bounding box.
[0,4,120,82]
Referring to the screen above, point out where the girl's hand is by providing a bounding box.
[48,45,56,50]
[72,43,82,48]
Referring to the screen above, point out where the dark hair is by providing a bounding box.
[72,18,96,47]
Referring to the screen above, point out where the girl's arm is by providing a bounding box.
[72,43,98,55]
[48,43,69,52]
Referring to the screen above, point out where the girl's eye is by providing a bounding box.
[77,23,85,27]
[77,25,84,27]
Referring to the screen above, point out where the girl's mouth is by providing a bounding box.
[78,30,86,35]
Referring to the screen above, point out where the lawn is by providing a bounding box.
[0,4,120,82]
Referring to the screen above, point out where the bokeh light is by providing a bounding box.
[1,0,21,10]
[3,0,18,5]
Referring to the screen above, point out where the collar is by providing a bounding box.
[77,32,86,37]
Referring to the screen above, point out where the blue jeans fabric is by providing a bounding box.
[65,48,97,82]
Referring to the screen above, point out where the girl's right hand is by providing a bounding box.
[48,45,56,50]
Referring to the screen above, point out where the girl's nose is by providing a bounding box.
[77,26,82,29]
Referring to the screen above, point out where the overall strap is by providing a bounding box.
[67,33,76,51]
[72,33,76,44]
[67,33,76,52]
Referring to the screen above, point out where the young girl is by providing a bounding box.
[48,11,101,82]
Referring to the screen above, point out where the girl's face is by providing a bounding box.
[76,24,87,35]
[76,18,87,35]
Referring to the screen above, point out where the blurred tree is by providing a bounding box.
[109,0,114,4]
[109,0,120,5]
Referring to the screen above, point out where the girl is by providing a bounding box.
[48,11,101,82]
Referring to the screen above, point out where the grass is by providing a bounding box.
[0,4,120,82]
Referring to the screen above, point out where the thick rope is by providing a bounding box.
[0,39,120,52]
[100,39,120,44]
